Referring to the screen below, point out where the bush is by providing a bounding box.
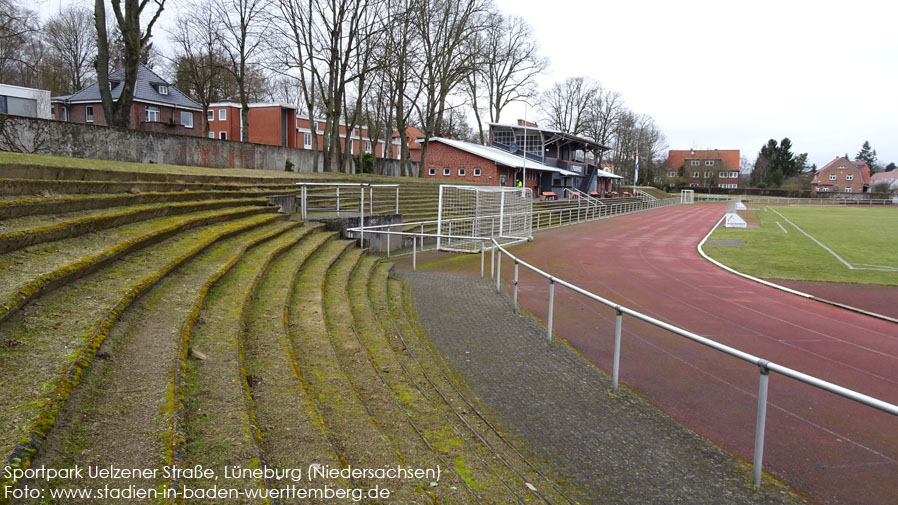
[285,159,295,172]
[353,152,375,174]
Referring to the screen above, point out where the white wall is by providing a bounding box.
[0,84,52,119]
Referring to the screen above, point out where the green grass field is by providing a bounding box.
[703,205,898,286]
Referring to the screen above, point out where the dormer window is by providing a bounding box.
[158,85,168,95]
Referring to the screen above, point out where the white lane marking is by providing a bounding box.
[775,221,788,233]
[769,207,855,269]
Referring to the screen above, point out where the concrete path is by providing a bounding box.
[403,270,808,505]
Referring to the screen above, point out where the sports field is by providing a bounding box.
[703,205,898,286]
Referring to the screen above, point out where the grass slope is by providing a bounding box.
[704,205,898,286]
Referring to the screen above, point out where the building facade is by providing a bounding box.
[870,171,898,194]
[663,149,741,189]
[51,64,202,137]
[0,84,51,119]
[811,157,871,193]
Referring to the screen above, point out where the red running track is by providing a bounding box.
[498,204,898,505]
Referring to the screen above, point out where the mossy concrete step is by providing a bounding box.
[0,197,274,255]
[373,267,578,505]
[0,177,301,197]
[26,220,301,497]
[242,229,347,494]
[347,255,513,503]
[0,206,280,324]
[286,240,423,503]
[0,212,280,491]
[0,189,295,219]
[323,249,463,502]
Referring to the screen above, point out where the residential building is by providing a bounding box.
[0,83,51,119]
[811,157,871,193]
[391,126,425,162]
[51,64,202,137]
[295,116,396,158]
[664,149,741,189]
[870,171,898,194]
[423,120,620,196]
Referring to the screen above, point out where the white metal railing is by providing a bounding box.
[566,189,605,209]
[634,188,658,201]
[348,197,680,260]
[489,238,898,489]
[294,182,400,220]
[695,194,896,205]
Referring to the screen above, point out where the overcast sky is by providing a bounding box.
[35,0,896,168]
[494,0,898,168]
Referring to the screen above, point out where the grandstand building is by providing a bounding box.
[423,120,619,197]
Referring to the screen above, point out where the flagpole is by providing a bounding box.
[633,150,639,194]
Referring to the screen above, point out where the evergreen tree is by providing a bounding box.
[750,137,805,187]
[886,162,896,172]
[855,141,878,173]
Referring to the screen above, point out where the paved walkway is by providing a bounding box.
[403,271,808,505]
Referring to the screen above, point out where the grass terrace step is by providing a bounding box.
[0,205,276,324]
[241,229,348,498]
[0,197,272,254]
[0,189,295,219]
[0,212,279,490]
[172,225,321,501]
[323,249,475,502]
[24,220,300,499]
[286,239,424,503]
[347,256,521,503]
[0,177,300,197]
[374,266,581,504]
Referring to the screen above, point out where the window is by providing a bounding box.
[820,186,829,192]
[365,140,371,153]
[303,133,312,148]
[219,109,226,120]
[181,111,193,128]
[207,110,214,121]
[846,174,854,180]
[208,131,215,139]
[692,171,700,178]
[690,160,701,166]
[157,85,168,95]
[219,131,227,140]
[428,167,436,176]
[473,168,481,177]
[85,106,94,123]
[458,168,466,176]
[145,106,160,122]
[443,168,451,176]
[667,171,677,177]
[705,160,714,166]
[844,187,852,193]
[838,164,846,169]
[704,171,712,178]
[829,174,837,181]
[349,141,354,154]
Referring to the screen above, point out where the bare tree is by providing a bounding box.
[539,76,598,136]
[213,0,269,142]
[468,12,547,143]
[44,6,97,93]
[94,0,167,128]
[168,0,225,136]
[584,87,623,162]
[0,0,41,85]
[410,0,488,168]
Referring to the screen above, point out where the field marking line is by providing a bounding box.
[775,221,788,234]
[769,207,855,269]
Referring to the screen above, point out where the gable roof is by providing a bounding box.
[64,64,201,111]
[427,137,622,178]
[813,157,871,185]
[667,149,740,170]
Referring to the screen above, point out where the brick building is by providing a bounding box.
[811,157,871,193]
[207,102,298,146]
[51,64,202,137]
[870,171,898,194]
[663,149,741,188]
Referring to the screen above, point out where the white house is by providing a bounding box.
[0,83,51,119]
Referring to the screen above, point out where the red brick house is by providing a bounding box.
[663,149,741,188]
[51,64,202,137]
[207,102,299,146]
[870,171,898,194]
[812,157,871,193]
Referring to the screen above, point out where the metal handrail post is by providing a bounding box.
[496,250,502,293]
[412,236,417,270]
[480,242,485,278]
[547,278,555,343]
[370,186,374,214]
[753,364,770,487]
[386,233,390,258]
[513,260,519,313]
[359,185,365,248]
[300,185,307,220]
[395,187,399,214]
[420,224,424,251]
[613,310,622,390]
[336,186,341,216]
[490,246,495,279]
